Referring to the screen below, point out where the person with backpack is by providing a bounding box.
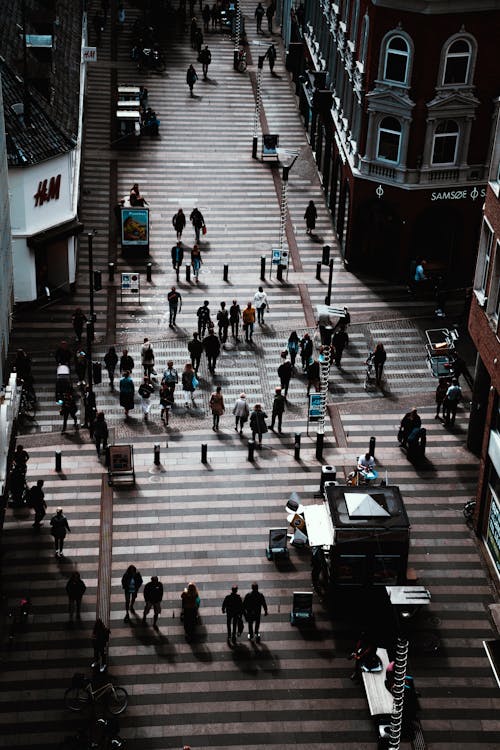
[162,361,179,393]
[50,507,71,557]
[222,585,244,644]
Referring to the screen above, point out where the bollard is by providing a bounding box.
[185,264,191,283]
[260,256,266,281]
[223,264,229,282]
[369,436,376,458]
[247,439,255,462]
[201,443,208,463]
[315,433,324,461]
[322,245,330,266]
[252,136,258,160]
[325,258,334,305]
[154,444,160,465]
[320,465,337,493]
[55,450,62,472]
[108,262,115,282]
[146,262,152,282]
[294,432,301,461]
[277,264,284,282]
[316,261,322,281]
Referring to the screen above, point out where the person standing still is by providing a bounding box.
[171,243,184,282]
[243,583,268,642]
[119,349,134,376]
[435,377,451,419]
[122,565,143,622]
[229,300,241,340]
[172,208,186,241]
[304,200,317,235]
[222,585,243,645]
[233,393,249,433]
[72,308,87,344]
[253,286,269,325]
[50,507,70,558]
[217,302,229,344]
[242,302,256,342]
[29,480,46,528]
[270,387,286,432]
[168,286,182,328]
[209,385,225,430]
[66,571,86,618]
[142,576,164,628]
[104,346,118,390]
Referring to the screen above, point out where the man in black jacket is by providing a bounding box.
[203,331,221,374]
[243,582,268,642]
[142,576,164,628]
[222,585,243,644]
[188,332,204,372]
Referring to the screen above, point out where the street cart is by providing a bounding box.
[425,327,456,378]
[113,110,141,150]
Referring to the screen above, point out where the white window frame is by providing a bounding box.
[382,35,411,86]
[376,117,402,164]
[431,120,460,166]
[438,33,477,89]
[442,38,471,86]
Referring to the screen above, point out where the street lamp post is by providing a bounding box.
[86,231,96,433]
[316,340,331,459]
[252,56,265,158]
[233,0,241,69]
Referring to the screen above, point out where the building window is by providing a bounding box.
[475,220,494,295]
[377,117,401,163]
[360,15,369,64]
[431,120,459,165]
[443,39,471,85]
[383,36,410,85]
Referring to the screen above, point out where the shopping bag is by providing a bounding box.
[202,225,207,235]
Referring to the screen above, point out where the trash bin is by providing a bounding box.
[320,465,336,493]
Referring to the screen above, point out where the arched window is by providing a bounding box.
[377,117,402,163]
[383,35,410,84]
[360,15,369,64]
[432,120,459,164]
[443,39,472,85]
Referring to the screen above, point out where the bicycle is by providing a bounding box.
[18,380,37,420]
[64,673,128,715]
[463,499,476,526]
[60,717,126,749]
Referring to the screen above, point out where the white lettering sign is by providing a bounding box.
[431,187,486,202]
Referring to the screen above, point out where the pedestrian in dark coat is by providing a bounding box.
[332,326,349,367]
[243,582,268,642]
[50,507,71,557]
[61,388,79,433]
[172,209,186,240]
[55,340,72,367]
[168,286,183,327]
[306,358,320,395]
[373,343,387,386]
[91,618,110,672]
[217,302,229,343]
[188,332,204,372]
[75,350,87,385]
[93,411,109,457]
[29,480,46,528]
[267,43,277,74]
[230,300,241,339]
[171,243,184,281]
[255,2,265,32]
[142,576,164,627]
[300,333,313,371]
[271,387,286,432]
[190,207,205,243]
[66,571,86,617]
[197,300,211,337]
[277,354,292,396]
[435,377,451,419]
[266,2,275,33]
[287,331,300,368]
[182,363,198,407]
[119,372,135,418]
[199,45,211,79]
[222,585,243,644]
[202,3,211,32]
[195,27,204,54]
[119,349,134,375]
[72,308,87,343]
[187,64,198,96]
[104,346,118,390]
[203,331,221,373]
[209,386,225,430]
[304,200,317,234]
[190,17,198,48]
[122,565,143,621]
[249,404,268,446]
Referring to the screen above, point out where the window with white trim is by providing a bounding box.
[383,35,410,84]
[443,39,471,86]
[377,117,401,163]
[490,241,500,323]
[431,120,459,165]
[475,220,494,295]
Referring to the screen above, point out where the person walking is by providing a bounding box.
[29,479,46,529]
[306,358,321,395]
[187,63,198,96]
[197,300,211,337]
[171,242,184,282]
[168,286,182,328]
[159,381,174,425]
[181,582,200,641]
[435,377,451,419]
[242,302,256,343]
[91,618,110,672]
[141,338,156,377]
[222,585,243,645]
[138,376,154,421]
[250,404,268,447]
[270,387,286,432]
[255,2,265,32]
[50,507,70,558]
[202,3,211,31]
[72,308,87,344]
[182,363,198,407]
[304,200,317,235]
[75,350,87,386]
[267,43,277,74]
[122,565,143,622]
[55,339,72,367]
[217,302,229,344]
[398,408,422,448]
[191,244,202,282]
[373,343,387,386]
[119,349,134,375]
[188,332,203,372]
[195,26,204,55]
[142,576,164,628]
[66,571,86,618]
[190,207,205,243]
[266,2,275,33]
[243,583,268,642]
[203,330,221,373]
[104,346,118,390]
[209,385,225,430]
[332,326,349,367]
[172,208,186,240]
[60,388,79,433]
[277,353,292,397]
[162,361,179,395]
[119,371,135,419]
[299,333,313,371]
[233,393,249,433]
[253,286,269,325]
[287,331,300,369]
[443,380,462,426]
[93,411,109,457]
[199,44,211,79]
[229,300,241,340]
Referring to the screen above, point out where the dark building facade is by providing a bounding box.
[288,0,500,284]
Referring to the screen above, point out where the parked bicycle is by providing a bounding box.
[463,499,476,526]
[18,379,37,421]
[60,717,126,749]
[64,673,128,715]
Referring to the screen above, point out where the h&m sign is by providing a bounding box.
[34,174,61,207]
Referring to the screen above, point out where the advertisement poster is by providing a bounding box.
[108,445,133,472]
[309,393,322,422]
[121,208,149,246]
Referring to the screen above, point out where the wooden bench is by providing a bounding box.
[362,647,394,719]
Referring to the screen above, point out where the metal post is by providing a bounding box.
[234,0,241,65]
[55,450,62,472]
[146,262,152,282]
[260,256,266,280]
[320,465,336,493]
[276,264,283,282]
[154,444,160,465]
[252,56,265,158]
[88,232,95,333]
[316,261,322,280]
[201,443,208,463]
[223,264,229,282]
[369,436,376,458]
[294,432,301,461]
[322,245,330,265]
[325,258,334,305]
[278,166,289,255]
[315,433,324,461]
[108,262,115,282]
[185,264,191,283]
[247,439,255,461]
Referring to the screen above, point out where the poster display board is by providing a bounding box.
[120,207,149,248]
[108,445,135,485]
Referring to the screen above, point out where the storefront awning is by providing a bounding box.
[27,217,84,249]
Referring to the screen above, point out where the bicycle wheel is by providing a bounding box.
[64,686,90,711]
[106,686,128,715]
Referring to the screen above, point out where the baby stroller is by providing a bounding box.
[364,352,376,390]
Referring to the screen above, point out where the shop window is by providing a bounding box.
[377,117,401,163]
[443,38,472,86]
[475,219,494,296]
[431,120,459,165]
[383,35,410,85]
